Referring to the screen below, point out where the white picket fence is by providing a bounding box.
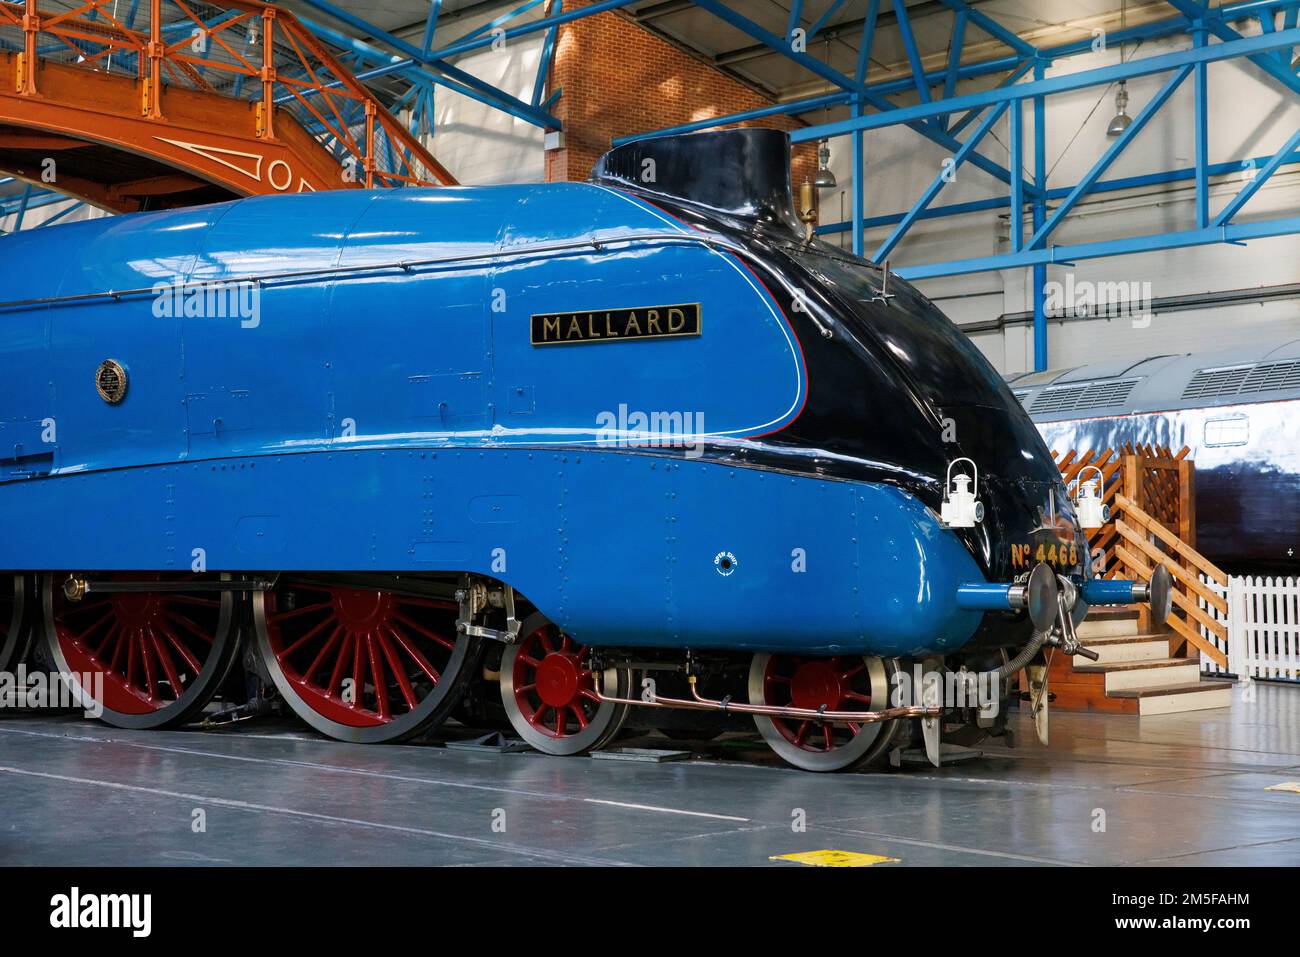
[1199,574,1300,681]
[1197,575,1232,676]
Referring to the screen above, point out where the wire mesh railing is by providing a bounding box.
[0,0,455,187]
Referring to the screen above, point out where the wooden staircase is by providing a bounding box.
[1050,609,1233,715]
[1048,444,1234,717]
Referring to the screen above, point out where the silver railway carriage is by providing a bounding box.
[1010,338,1300,572]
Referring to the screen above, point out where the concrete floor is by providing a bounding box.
[1,683,1298,866]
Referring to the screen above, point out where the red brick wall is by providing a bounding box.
[543,2,816,186]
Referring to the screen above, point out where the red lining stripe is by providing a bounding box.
[612,189,809,438]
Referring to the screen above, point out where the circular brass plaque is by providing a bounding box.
[95,359,128,404]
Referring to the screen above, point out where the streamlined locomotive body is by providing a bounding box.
[0,129,1158,770]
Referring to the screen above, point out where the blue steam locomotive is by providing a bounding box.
[0,129,1162,770]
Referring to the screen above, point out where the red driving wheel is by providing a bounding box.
[499,613,630,755]
[766,655,875,752]
[749,653,899,772]
[256,581,481,743]
[42,572,238,729]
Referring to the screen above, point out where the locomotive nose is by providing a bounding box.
[976,472,1089,582]
[785,245,1083,582]
[870,288,1083,580]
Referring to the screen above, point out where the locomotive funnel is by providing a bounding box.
[591,128,804,231]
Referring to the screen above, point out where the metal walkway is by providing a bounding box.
[0,0,454,213]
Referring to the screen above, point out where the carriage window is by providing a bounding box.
[1204,414,1249,447]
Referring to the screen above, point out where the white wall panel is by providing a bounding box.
[424,23,547,185]
[826,19,1300,375]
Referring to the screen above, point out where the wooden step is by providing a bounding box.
[1043,652,1135,713]
[1108,680,1234,716]
[1077,610,1140,639]
[1038,641,1233,717]
[1079,633,1170,663]
[1046,682,1138,714]
[1084,607,1140,621]
[1071,657,1203,692]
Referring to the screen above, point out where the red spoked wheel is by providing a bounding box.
[498,612,630,755]
[41,572,239,729]
[1,574,30,675]
[748,653,899,772]
[255,581,482,743]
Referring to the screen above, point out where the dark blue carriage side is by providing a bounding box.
[1011,342,1300,572]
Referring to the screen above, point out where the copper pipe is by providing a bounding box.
[590,673,939,724]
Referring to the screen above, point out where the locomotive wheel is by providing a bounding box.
[748,653,898,772]
[41,572,239,730]
[255,581,483,744]
[1,574,30,674]
[499,612,630,756]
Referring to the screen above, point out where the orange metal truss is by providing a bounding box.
[1,0,456,213]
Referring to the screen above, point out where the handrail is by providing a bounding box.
[1055,444,1230,667]
[1112,527,1228,629]
[0,230,745,311]
[3,0,454,189]
[1114,542,1228,667]
[1114,492,1228,587]
[1114,519,1227,614]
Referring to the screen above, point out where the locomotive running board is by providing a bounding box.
[62,575,274,601]
[61,573,462,606]
[590,673,940,724]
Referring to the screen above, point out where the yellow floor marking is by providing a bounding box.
[1265,782,1300,793]
[769,849,900,867]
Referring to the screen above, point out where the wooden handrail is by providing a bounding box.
[1114,520,1229,615]
[1162,607,1227,668]
[1114,543,1228,648]
[1111,497,1230,668]
[1055,444,1229,668]
[1114,494,1228,586]
[1116,543,1228,667]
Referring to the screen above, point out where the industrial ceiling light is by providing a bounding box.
[247,19,259,46]
[1107,0,1134,137]
[814,37,838,190]
[815,139,838,189]
[1107,81,1133,136]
